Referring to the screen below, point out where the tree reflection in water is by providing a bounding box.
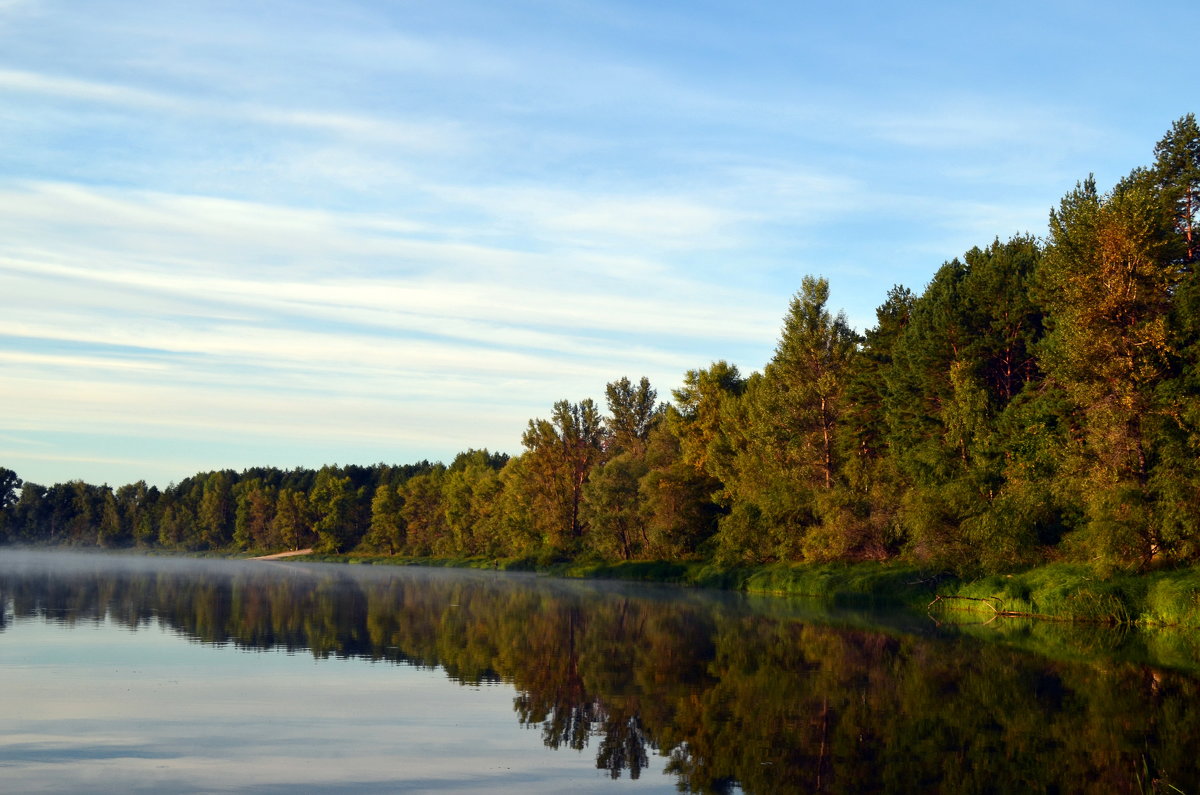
[2,553,1199,794]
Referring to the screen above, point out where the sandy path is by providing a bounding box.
[248,548,314,560]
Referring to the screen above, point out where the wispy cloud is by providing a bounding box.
[0,67,466,153]
[0,0,1190,487]
[0,67,185,109]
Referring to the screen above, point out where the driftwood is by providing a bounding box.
[927,594,1059,623]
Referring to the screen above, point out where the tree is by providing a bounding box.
[310,467,355,553]
[272,488,313,551]
[158,497,198,549]
[0,467,19,512]
[0,467,21,541]
[116,481,158,547]
[399,467,447,555]
[198,471,235,549]
[234,479,277,550]
[757,276,858,491]
[96,488,123,548]
[670,361,746,477]
[1154,113,1200,262]
[871,237,1057,572]
[1038,170,1179,565]
[582,452,648,559]
[829,285,914,561]
[520,399,605,549]
[365,483,405,554]
[9,482,48,543]
[604,377,663,457]
[443,450,505,555]
[960,236,1044,405]
[636,424,720,558]
[712,277,858,562]
[494,455,544,556]
[841,285,913,467]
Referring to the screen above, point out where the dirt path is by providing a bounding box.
[248,548,314,560]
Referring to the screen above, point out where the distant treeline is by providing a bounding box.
[3,114,1200,575]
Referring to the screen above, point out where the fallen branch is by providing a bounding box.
[927,594,1077,623]
[928,594,1003,612]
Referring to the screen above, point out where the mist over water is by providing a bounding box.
[3,550,1200,793]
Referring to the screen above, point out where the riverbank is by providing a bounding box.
[280,551,1200,630]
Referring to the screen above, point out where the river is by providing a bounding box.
[1,550,1197,793]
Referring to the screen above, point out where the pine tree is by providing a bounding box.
[1039,170,1179,565]
[1154,113,1200,262]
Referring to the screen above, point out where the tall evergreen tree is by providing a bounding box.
[1039,170,1179,566]
[1154,113,1200,263]
[714,277,858,562]
[757,276,858,491]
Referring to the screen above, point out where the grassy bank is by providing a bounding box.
[937,563,1200,628]
[293,551,1200,629]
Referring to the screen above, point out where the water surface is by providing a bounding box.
[2,551,1198,793]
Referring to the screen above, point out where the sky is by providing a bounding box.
[1,0,1197,488]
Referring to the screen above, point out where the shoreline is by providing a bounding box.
[7,542,1200,630]
[284,550,1200,630]
[247,548,314,560]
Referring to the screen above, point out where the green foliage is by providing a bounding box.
[669,360,746,475]
[604,376,662,456]
[310,467,355,553]
[708,278,859,564]
[442,454,504,555]
[272,488,314,550]
[0,467,19,536]
[519,399,605,550]
[198,471,235,549]
[581,452,648,560]
[1154,112,1200,263]
[364,483,404,554]
[637,424,720,558]
[399,467,447,555]
[233,478,276,551]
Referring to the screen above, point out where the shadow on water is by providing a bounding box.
[2,550,1198,794]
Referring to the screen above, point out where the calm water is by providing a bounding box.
[2,552,1200,793]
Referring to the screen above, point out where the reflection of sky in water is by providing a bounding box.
[0,618,672,793]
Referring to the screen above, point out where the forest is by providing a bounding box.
[2,114,1199,577]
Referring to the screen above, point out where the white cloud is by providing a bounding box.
[0,172,781,486]
[0,180,779,340]
[0,67,466,153]
[869,100,1103,154]
[0,67,187,109]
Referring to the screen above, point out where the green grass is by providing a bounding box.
[733,561,940,607]
[936,563,1200,628]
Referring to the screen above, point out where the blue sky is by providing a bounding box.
[1,0,1196,488]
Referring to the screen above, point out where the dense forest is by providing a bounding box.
[3,115,1199,576]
